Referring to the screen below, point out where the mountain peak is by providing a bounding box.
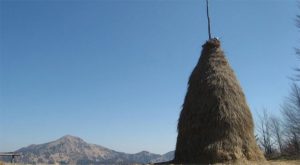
[60,134,81,139]
[57,135,84,143]
[137,151,151,154]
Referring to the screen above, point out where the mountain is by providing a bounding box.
[3,135,173,164]
[152,151,174,163]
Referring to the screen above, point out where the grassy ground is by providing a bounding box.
[1,160,300,165]
[267,155,300,165]
[269,160,300,165]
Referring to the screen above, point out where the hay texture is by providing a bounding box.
[173,39,265,164]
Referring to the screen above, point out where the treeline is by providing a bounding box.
[256,6,300,158]
[256,84,300,159]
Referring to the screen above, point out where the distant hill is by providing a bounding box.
[1,135,174,164]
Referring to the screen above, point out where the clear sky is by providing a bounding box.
[0,0,298,154]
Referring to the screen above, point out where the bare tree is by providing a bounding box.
[282,84,300,135]
[257,109,275,156]
[281,83,300,154]
[270,117,283,154]
[283,131,300,155]
[279,2,300,156]
[291,132,300,154]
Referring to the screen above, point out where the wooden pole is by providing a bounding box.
[206,0,212,39]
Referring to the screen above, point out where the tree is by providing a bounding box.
[257,109,275,157]
[282,84,300,135]
[270,117,283,154]
[281,83,300,154]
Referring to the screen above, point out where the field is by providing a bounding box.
[269,160,300,165]
[1,160,300,165]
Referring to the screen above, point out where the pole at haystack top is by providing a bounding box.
[206,0,212,40]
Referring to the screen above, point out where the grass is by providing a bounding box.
[269,159,300,165]
[1,159,300,165]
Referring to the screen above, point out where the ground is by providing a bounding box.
[269,160,300,165]
[1,160,300,165]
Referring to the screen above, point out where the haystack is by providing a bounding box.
[173,39,265,164]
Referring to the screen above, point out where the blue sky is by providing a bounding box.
[0,0,298,154]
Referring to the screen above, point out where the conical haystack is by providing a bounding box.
[173,39,265,164]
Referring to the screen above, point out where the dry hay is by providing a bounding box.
[172,39,265,164]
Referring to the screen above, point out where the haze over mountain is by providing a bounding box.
[1,135,174,164]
